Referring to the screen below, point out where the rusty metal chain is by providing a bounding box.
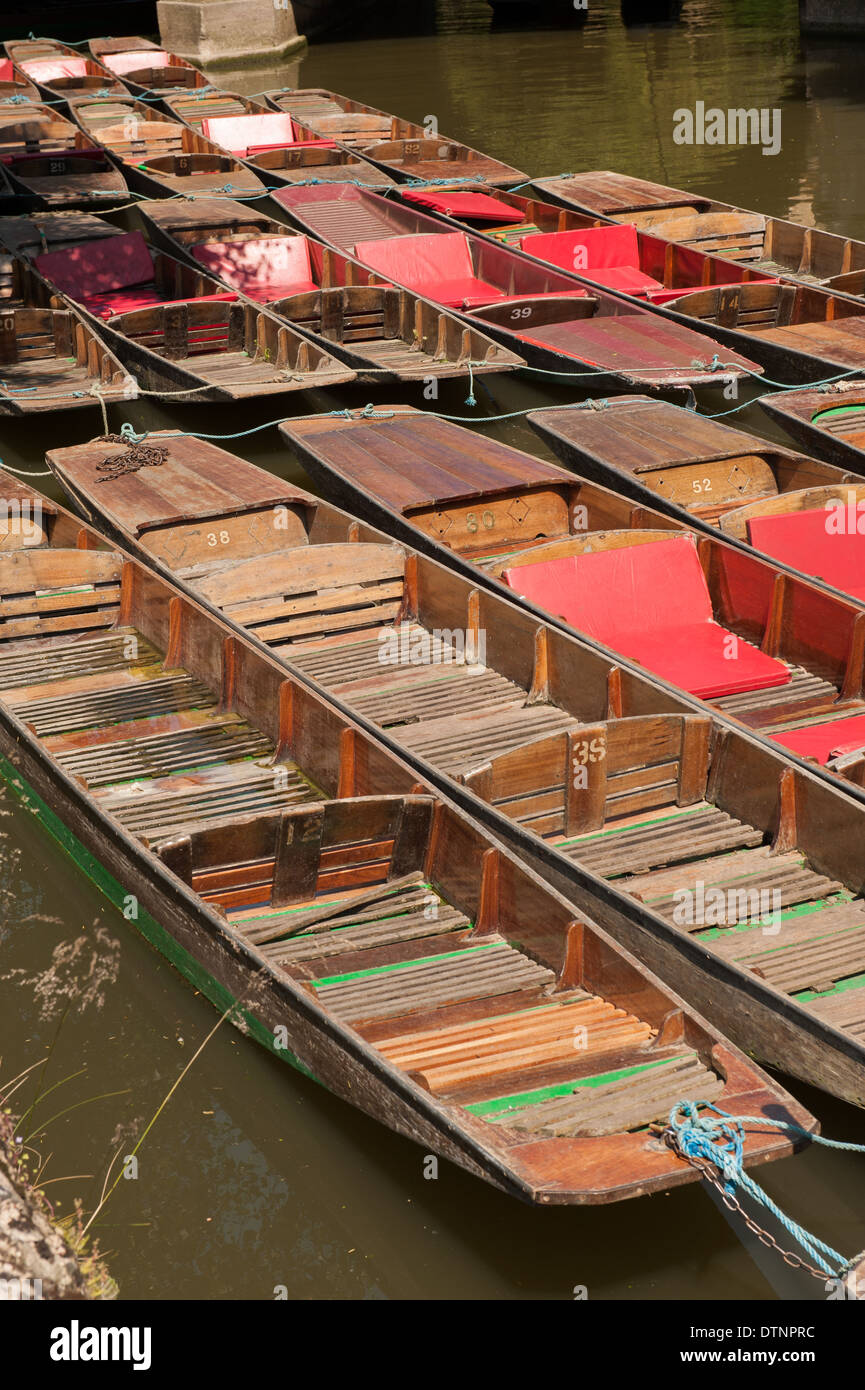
[95,433,169,483]
[664,1133,832,1284]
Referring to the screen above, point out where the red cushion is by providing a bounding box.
[21,57,89,80]
[354,232,502,307]
[35,230,155,301]
[103,50,173,75]
[0,59,14,82]
[583,265,665,295]
[400,189,523,224]
[89,289,237,320]
[502,536,790,700]
[747,507,865,600]
[202,113,299,156]
[192,238,317,301]
[771,714,865,765]
[524,224,641,272]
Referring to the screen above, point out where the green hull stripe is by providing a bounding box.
[465,1055,678,1117]
[0,755,319,1086]
[794,971,865,1004]
[812,405,865,422]
[699,892,854,943]
[312,940,491,987]
[558,804,708,849]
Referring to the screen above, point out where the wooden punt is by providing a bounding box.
[0,466,810,1203]
[0,106,129,209]
[135,197,523,384]
[278,405,865,774]
[67,95,266,201]
[272,183,762,391]
[41,428,865,1107]
[12,52,126,105]
[263,87,527,188]
[30,226,355,400]
[0,207,124,259]
[532,171,865,298]
[759,383,865,472]
[527,395,865,605]
[0,303,129,412]
[87,39,209,99]
[162,91,396,190]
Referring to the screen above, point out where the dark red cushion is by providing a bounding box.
[748,506,865,600]
[771,714,865,764]
[400,189,523,224]
[35,230,155,301]
[502,536,791,700]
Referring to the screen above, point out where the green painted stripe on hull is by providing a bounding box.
[312,940,494,987]
[812,405,865,422]
[0,754,320,1087]
[465,1055,679,1117]
[557,803,709,849]
[794,972,865,1004]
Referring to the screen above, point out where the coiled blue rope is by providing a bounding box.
[668,1100,865,1279]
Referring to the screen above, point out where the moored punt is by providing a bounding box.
[532,171,865,297]
[3,38,79,65]
[13,53,126,105]
[279,406,865,773]
[759,382,865,472]
[31,227,355,400]
[135,197,523,383]
[87,40,209,99]
[264,87,527,187]
[273,183,762,391]
[0,208,124,258]
[0,107,128,209]
[42,429,865,1107]
[527,396,865,606]
[68,95,266,201]
[162,96,396,190]
[0,304,130,412]
[0,469,809,1203]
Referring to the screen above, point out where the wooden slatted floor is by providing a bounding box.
[289,622,579,777]
[0,626,317,843]
[229,877,704,1135]
[556,800,865,1057]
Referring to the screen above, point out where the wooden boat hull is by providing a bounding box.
[41,431,865,1110]
[0,304,130,413]
[0,506,807,1202]
[760,385,865,472]
[272,184,763,391]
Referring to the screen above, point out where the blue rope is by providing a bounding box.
[668,1100,865,1278]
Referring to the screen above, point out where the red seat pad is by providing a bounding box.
[354,232,503,308]
[103,49,174,75]
[0,59,15,82]
[577,264,664,295]
[20,57,90,80]
[523,223,640,269]
[502,536,791,699]
[399,189,525,224]
[199,113,336,157]
[88,289,237,320]
[747,507,865,600]
[192,237,317,300]
[771,714,865,765]
[35,230,156,303]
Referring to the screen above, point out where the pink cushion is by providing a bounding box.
[20,58,89,81]
[103,50,173,75]
[192,238,317,300]
[400,189,523,224]
[202,113,297,156]
[35,230,155,300]
[502,536,791,700]
[747,507,865,601]
[771,715,865,765]
[354,232,502,307]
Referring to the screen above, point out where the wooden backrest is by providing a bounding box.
[159,794,435,910]
[195,542,406,649]
[0,548,122,645]
[667,282,794,329]
[461,714,711,839]
[278,285,399,343]
[621,210,767,260]
[718,483,865,542]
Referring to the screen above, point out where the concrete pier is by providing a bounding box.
[799,0,865,36]
[157,0,307,69]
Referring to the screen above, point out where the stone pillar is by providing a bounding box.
[799,0,865,36]
[157,0,308,69]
